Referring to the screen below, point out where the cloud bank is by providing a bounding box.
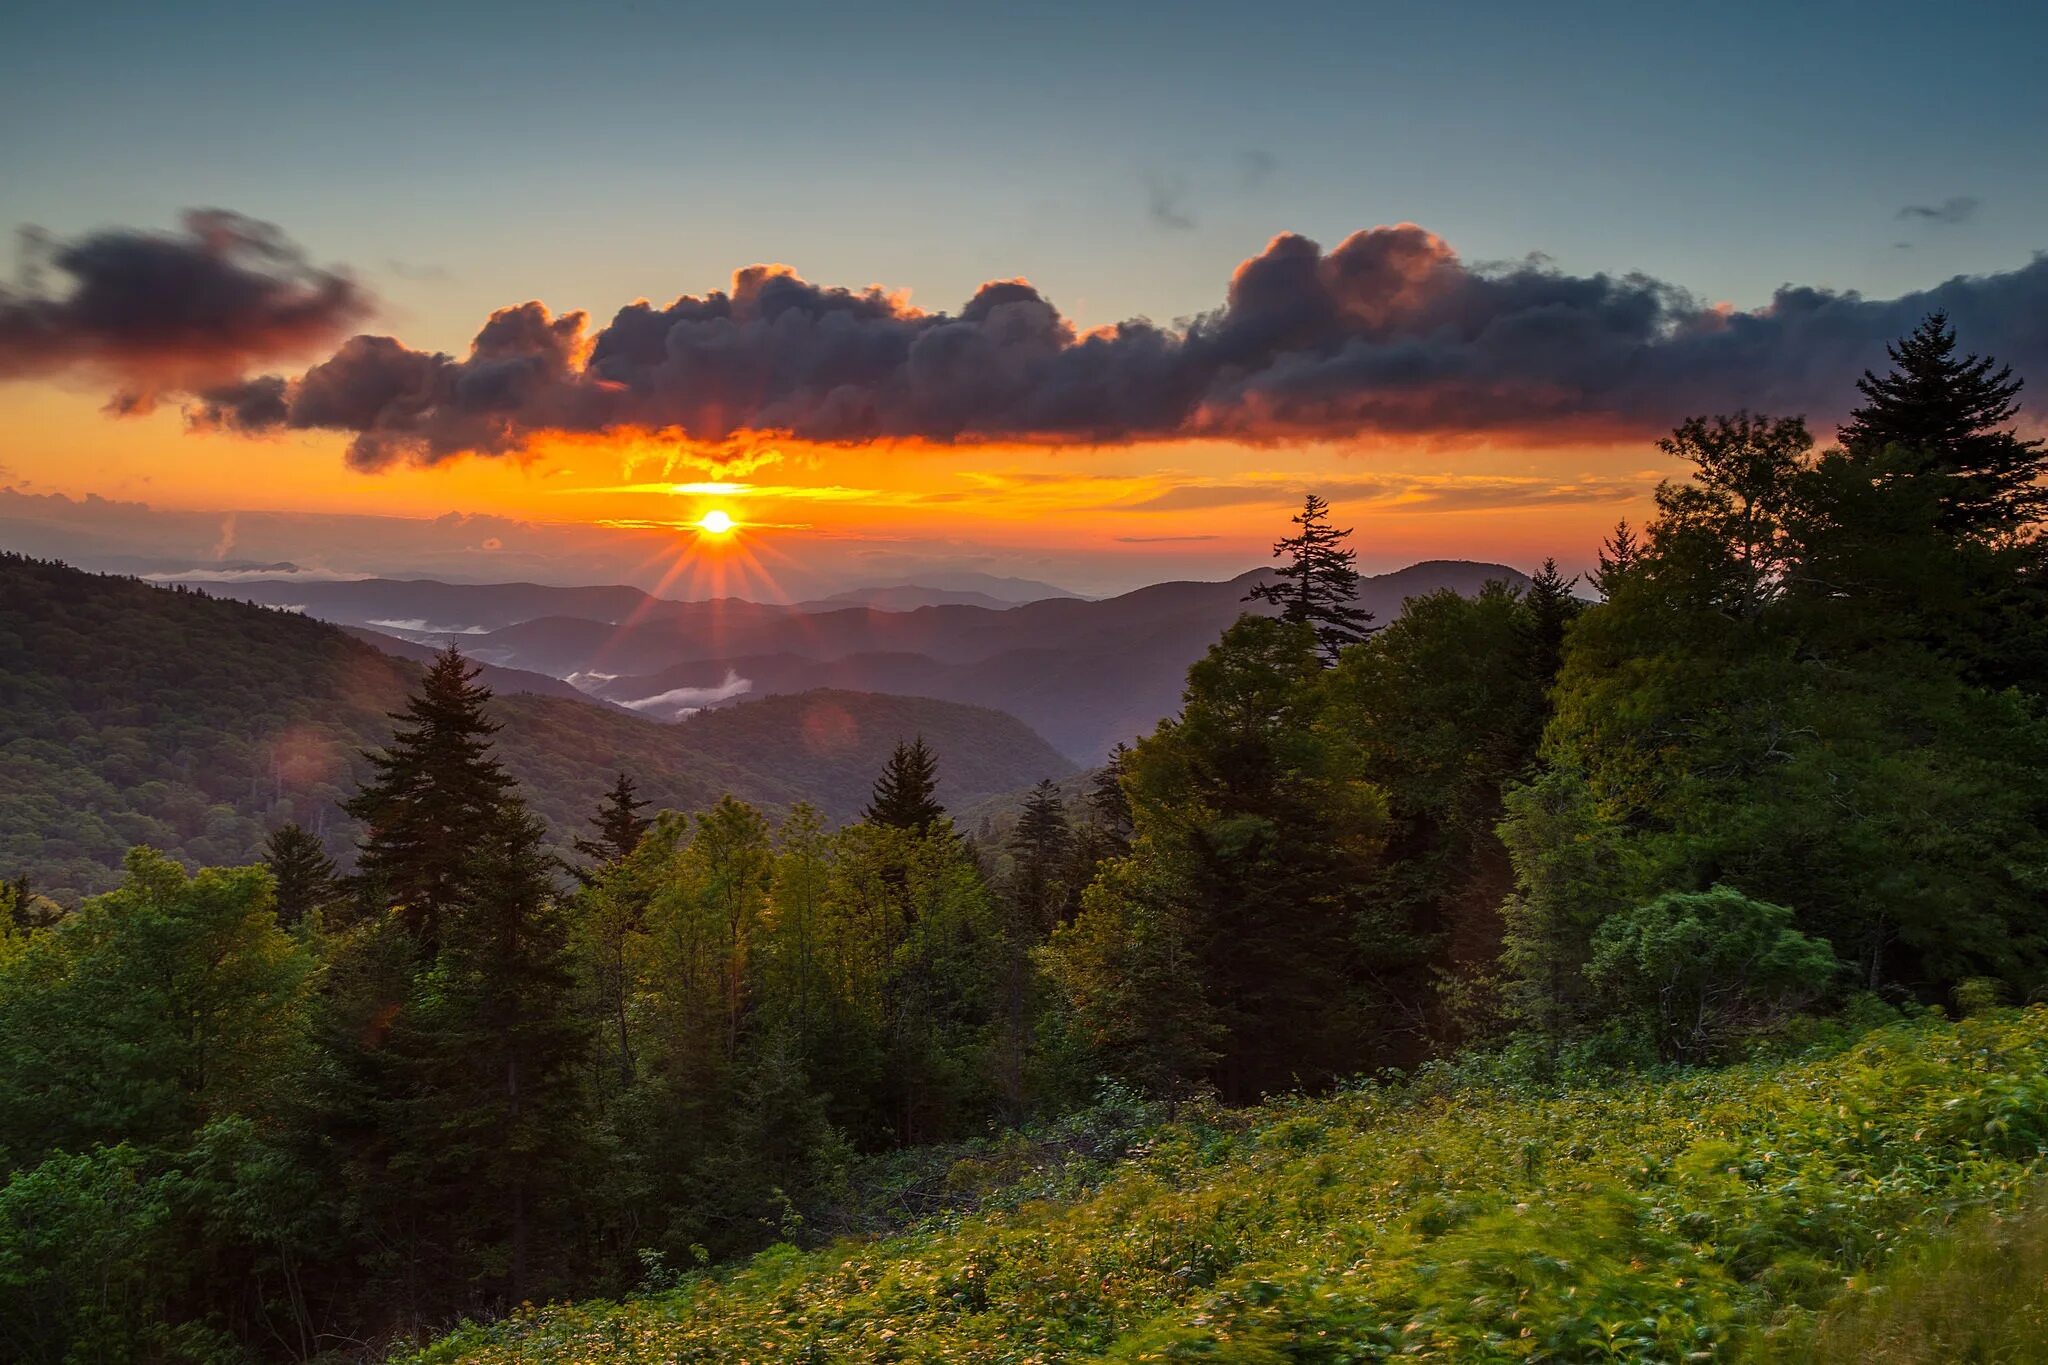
[19,212,2048,463]
[0,210,370,404]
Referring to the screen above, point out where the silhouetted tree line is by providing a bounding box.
[1,312,2043,1359]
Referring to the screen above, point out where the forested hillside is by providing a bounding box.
[0,556,1071,899]
[2,313,2045,1362]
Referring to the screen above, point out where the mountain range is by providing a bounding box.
[194,560,1529,761]
[0,555,1073,900]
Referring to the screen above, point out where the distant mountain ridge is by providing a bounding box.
[0,555,1074,900]
[187,559,1533,761]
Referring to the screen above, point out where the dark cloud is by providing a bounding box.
[39,214,2048,464]
[0,210,370,397]
[1238,149,1279,189]
[1897,196,1981,225]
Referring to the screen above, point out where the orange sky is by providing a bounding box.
[4,381,1660,589]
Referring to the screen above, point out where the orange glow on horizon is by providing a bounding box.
[1,386,1664,581]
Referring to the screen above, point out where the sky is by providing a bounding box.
[2,0,2044,595]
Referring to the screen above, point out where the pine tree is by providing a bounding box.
[1592,519,1641,597]
[1008,779,1074,933]
[1246,494,1376,663]
[397,798,588,1305]
[1521,558,1584,689]
[570,772,652,884]
[345,647,518,949]
[262,823,340,929]
[1839,311,2046,537]
[863,737,946,833]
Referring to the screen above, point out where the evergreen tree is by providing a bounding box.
[571,772,653,884]
[1086,745,1136,849]
[1839,311,2047,538]
[1246,494,1376,663]
[394,798,588,1306]
[345,648,518,949]
[262,822,340,929]
[863,737,946,833]
[1521,558,1584,689]
[1007,779,1074,934]
[1592,519,1641,597]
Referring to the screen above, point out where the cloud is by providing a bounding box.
[1112,471,1641,515]
[30,212,2048,462]
[620,669,753,716]
[141,565,375,583]
[1145,174,1197,231]
[1238,149,1279,189]
[1896,196,1981,225]
[0,210,369,399]
[365,618,491,635]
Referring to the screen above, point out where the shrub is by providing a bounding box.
[1586,885,1840,1059]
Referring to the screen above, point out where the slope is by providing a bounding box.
[413,1009,2048,1363]
[0,555,1072,899]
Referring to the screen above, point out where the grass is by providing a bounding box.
[409,1009,2048,1362]
[1756,1189,2048,1362]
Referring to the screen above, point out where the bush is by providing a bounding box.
[1587,885,1841,1059]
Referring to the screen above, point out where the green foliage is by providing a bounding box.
[0,849,314,1165]
[1049,616,1390,1099]
[1585,886,1840,1060]
[1753,1185,2048,1362]
[409,1010,2048,1363]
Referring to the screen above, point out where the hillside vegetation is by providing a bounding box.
[0,555,1072,898]
[415,1009,2048,1363]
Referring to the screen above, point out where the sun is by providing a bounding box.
[695,508,736,536]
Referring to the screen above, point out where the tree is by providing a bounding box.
[1839,311,2047,538]
[1049,617,1389,1099]
[863,737,946,833]
[345,647,518,949]
[1585,886,1839,1060]
[1007,780,1074,934]
[262,823,341,929]
[571,773,652,884]
[1326,584,1553,1039]
[1592,519,1641,597]
[387,798,588,1307]
[1650,413,1811,619]
[1521,558,1584,689]
[1246,494,1376,663]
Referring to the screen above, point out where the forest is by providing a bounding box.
[3,313,2047,1361]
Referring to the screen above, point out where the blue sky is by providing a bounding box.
[1,0,2043,593]
[6,0,2042,348]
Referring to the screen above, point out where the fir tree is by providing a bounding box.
[345,647,518,950]
[1007,779,1074,933]
[863,737,946,833]
[570,772,652,884]
[395,798,588,1304]
[1086,744,1136,849]
[1521,558,1584,689]
[1839,311,2046,537]
[1593,519,1641,597]
[262,823,340,929]
[1246,494,1376,663]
